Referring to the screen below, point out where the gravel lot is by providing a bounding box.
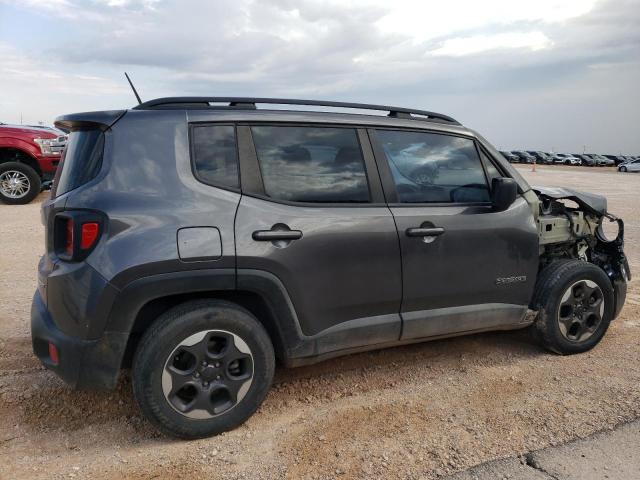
[0,165,638,480]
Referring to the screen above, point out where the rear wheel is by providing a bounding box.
[0,162,41,204]
[531,260,614,354]
[132,300,275,439]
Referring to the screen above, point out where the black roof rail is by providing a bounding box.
[133,97,460,125]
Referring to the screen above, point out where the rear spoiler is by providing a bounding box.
[54,110,126,132]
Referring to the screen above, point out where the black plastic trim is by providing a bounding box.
[31,291,127,390]
[133,97,460,124]
[106,269,237,333]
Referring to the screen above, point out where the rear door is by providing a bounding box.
[234,124,402,350]
[369,128,539,340]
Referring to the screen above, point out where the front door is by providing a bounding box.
[369,128,539,340]
[235,125,402,351]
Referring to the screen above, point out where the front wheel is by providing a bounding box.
[0,162,42,204]
[620,166,627,172]
[132,300,275,439]
[530,260,614,354]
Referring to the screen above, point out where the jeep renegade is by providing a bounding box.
[31,98,629,438]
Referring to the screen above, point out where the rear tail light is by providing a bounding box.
[65,218,74,256]
[54,212,103,261]
[80,222,99,249]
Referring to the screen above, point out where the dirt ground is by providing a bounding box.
[0,165,638,480]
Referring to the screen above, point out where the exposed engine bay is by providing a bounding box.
[533,187,631,313]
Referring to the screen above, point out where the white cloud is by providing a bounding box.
[431,31,552,56]
[0,0,638,152]
[375,0,597,42]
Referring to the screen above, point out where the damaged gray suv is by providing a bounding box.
[31,98,630,438]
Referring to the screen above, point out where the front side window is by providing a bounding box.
[480,150,502,184]
[191,125,239,189]
[251,126,369,203]
[374,130,490,203]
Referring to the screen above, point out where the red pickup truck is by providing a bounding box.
[0,123,67,204]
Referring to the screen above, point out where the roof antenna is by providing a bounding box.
[124,72,142,105]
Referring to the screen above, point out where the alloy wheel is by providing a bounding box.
[0,170,30,199]
[161,329,254,419]
[557,280,605,343]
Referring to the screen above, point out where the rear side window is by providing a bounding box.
[251,126,369,203]
[54,129,104,196]
[374,130,490,203]
[191,125,239,189]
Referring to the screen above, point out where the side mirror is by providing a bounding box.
[491,177,518,211]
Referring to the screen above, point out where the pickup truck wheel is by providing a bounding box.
[0,162,41,205]
[531,260,614,354]
[132,300,275,439]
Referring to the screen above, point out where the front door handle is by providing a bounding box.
[405,227,445,238]
[252,229,303,241]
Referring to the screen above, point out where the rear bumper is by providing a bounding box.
[31,290,127,390]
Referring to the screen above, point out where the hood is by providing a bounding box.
[0,124,62,138]
[533,186,607,215]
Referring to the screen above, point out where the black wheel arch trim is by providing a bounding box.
[102,267,403,371]
[102,268,302,367]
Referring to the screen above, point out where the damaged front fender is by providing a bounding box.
[534,187,630,319]
[533,186,607,216]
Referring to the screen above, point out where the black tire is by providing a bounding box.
[530,260,614,355]
[620,166,627,172]
[0,162,41,205]
[132,300,275,439]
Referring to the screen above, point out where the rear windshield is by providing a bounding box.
[54,129,104,196]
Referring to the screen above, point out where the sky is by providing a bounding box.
[0,0,638,154]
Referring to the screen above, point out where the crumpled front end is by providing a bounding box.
[533,186,630,318]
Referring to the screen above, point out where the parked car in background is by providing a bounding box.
[527,151,554,164]
[618,158,640,172]
[0,122,66,204]
[604,155,628,166]
[512,151,536,164]
[572,154,597,167]
[587,154,614,167]
[550,153,582,166]
[499,151,520,163]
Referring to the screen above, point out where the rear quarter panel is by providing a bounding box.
[62,110,240,287]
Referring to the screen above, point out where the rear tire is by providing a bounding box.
[0,162,41,205]
[530,260,614,355]
[132,300,275,439]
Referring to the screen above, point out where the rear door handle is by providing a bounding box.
[405,227,445,237]
[252,230,303,241]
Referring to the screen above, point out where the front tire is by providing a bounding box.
[0,162,41,204]
[132,300,275,439]
[620,166,627,172]
[531,260,614,355]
